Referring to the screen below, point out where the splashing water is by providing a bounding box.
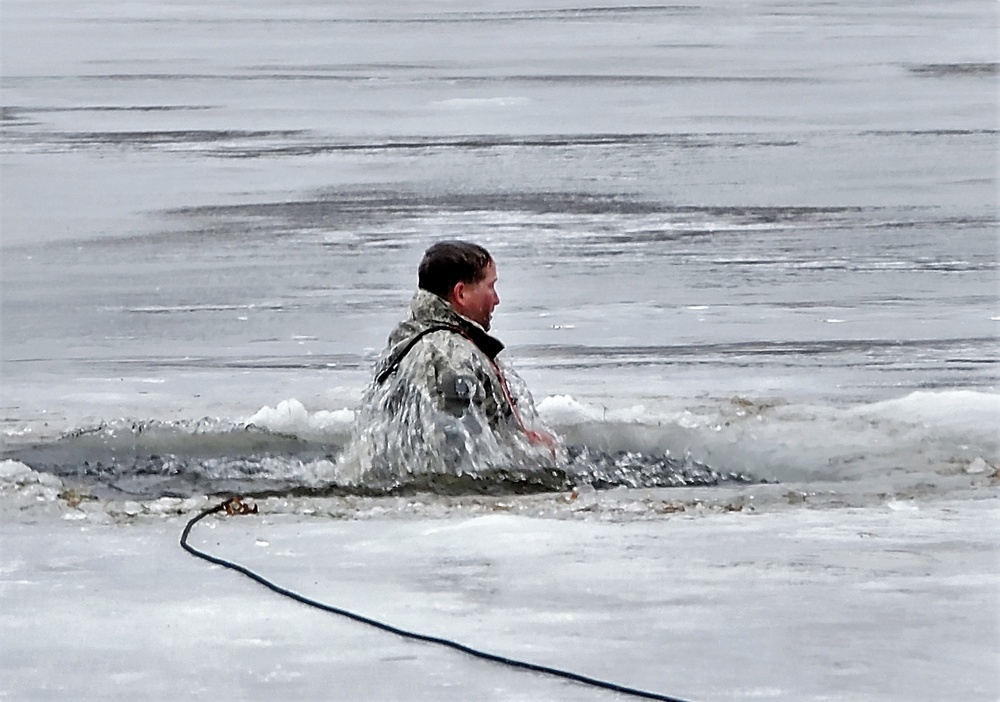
[342,354,577,494]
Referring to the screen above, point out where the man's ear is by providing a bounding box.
[448,281,466,306]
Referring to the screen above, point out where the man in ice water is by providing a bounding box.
[353,241,558,486]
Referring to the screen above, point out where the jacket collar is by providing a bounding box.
[410,289,505,359]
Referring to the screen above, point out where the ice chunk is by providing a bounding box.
[247,399,355,438]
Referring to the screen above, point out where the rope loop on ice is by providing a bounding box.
[180,497,697,702]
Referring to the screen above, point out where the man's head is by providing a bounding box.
[418,241,500,330]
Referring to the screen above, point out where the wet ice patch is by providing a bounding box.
[537,395,657,425]
[535,391,1000,486]
[852,390,1000,433]
[0,460,62,492]
[432,96,529,109]
[0,460,64,514]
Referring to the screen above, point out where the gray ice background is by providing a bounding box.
[1,3,999,700]
[1,1,998,488]
[3,0,996,427]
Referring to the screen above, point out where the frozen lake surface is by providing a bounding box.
[1,0,997,699]
[1,488,997,701]
[2,0,996,497]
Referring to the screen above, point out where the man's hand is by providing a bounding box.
[525,429,557,451]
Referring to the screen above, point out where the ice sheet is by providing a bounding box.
[2,496,997,701]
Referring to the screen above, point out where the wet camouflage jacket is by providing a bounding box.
[371,289,516,430]
[352,289,556,487]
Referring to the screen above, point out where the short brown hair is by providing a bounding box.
[418,241,493,298]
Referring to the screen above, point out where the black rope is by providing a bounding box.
[374,325,464,385]
[180,499,697,702]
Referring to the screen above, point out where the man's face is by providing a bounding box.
[451,261,500,330]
